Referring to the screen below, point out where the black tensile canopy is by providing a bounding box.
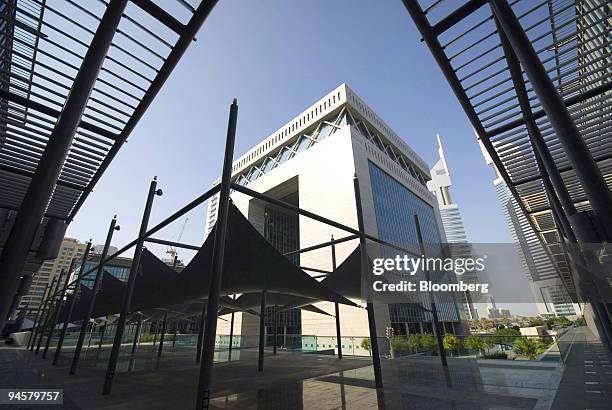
[58,203,355,323]
[58,271,126,323]
[136,203,355,311]
[231,246,364,313]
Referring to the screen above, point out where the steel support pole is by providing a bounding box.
[87,323,94,349]
[0,0,128,331]
[353,175,383,389]
[228,307,234,360]
[158,311,168,358]
[414,215,448,367]
[98,324,107,350]
[173,321,178,348]
[196,310,205,364]
[31,278,57,351]
[490,0,612,240]
[70,216,119,375]
[43,258,76,358]
[196,99,238,410]
[53,242,92,365]
[273,305,277,355]
[103,179,160,394]
[131,316,142,355]
[153,321,159,346]
[258,290,267,372]
[331,236,342,359]
[36,271,67,355]
[27,283,49,349]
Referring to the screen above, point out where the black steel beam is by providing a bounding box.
[26,283,48,349]
[68,0,220,221]
[36,270,67,354]
[42,258,76,359]
[157,310,168,359]
[195,309,205,364]
[332,237,342,360]
[296,266,332,275]
[0,0,128,332]
[29,278,57,351]
[70,217,119,375]
[258,289,266,372]
[272,305,277,355]
[353,175,383,389]
[130,0,185,35]
[98,324,107,350]
[53,241,92,365]
[145,237,200,251]
[282,234,359,256]
[228,308,235,360]
[431,0,489,36]
[131,315,142,355]
[103,179,160,394]
[196,99,238,409]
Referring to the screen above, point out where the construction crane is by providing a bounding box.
[167,217,189,263]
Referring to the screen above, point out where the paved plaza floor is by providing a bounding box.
[0,328,610,409]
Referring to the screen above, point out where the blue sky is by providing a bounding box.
[66,0,514,256]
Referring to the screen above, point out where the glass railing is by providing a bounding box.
[40,327,570,376]
[373,332,565,362]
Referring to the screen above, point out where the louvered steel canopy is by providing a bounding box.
[406,0,611,298]
[0,0,216,267]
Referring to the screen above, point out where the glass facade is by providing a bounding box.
[81,260,130,288]
[368,162,459,331]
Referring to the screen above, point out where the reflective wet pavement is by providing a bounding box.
[0,329,607,409]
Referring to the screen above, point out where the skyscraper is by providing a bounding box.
[427,135,478,320]
[479,137,581,317]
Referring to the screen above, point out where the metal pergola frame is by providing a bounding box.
[0,0,219,332]
[404,0,612,345]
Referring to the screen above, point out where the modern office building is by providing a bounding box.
[480,140,581,317]
[19,238,87,313]
[206,84,465,350]
[427,134,478,320]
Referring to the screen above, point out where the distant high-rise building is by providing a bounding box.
[427,135,478,320]
[487,306,511,320]
[479,138,581,317]
[20,238,87,313]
